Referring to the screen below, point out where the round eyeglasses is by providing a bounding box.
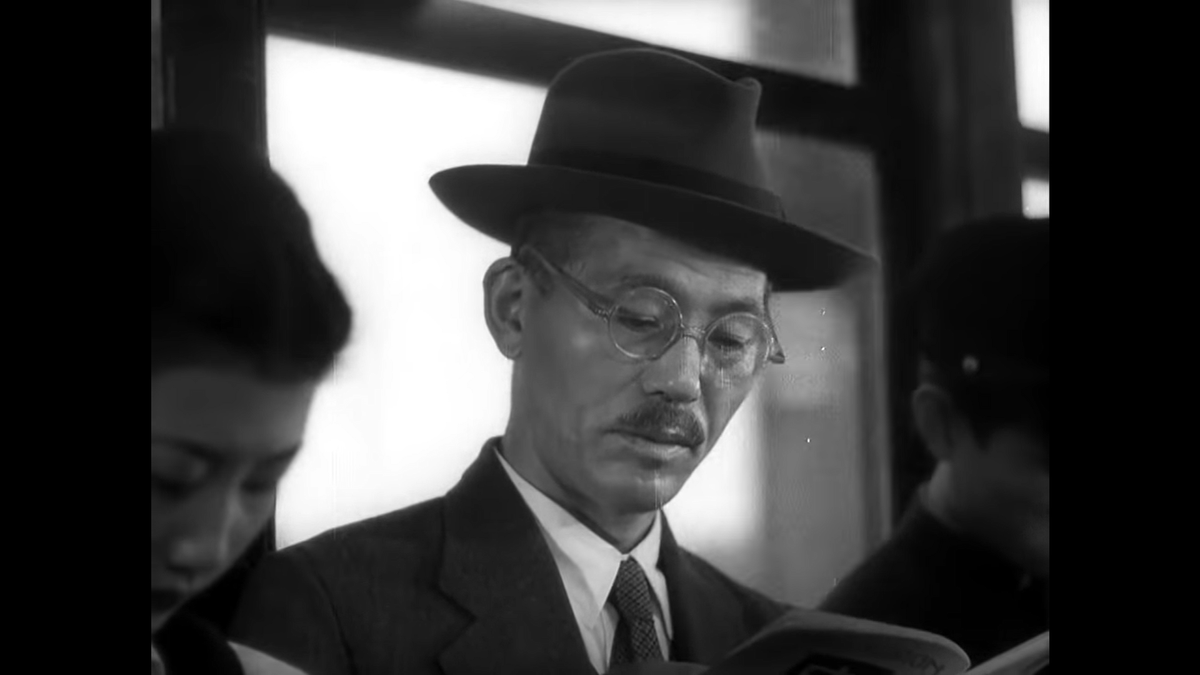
[519,247,785,383]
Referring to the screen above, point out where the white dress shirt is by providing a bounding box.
[496,449,673,673]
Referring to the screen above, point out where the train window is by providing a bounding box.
[461,0,858,85]
[1014,0,1049,131]
[1023,179,1050,217]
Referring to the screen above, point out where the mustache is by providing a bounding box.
[616,402,707,447]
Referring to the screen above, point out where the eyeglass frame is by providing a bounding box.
[517,245,786,371]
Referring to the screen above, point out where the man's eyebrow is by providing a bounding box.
[614,272,685,297]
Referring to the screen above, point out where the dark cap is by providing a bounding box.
[906,214,1049,383]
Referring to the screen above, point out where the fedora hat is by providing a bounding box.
[429,48,874,291]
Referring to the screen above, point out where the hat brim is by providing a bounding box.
[430,164,876,291]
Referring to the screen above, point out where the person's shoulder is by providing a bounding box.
[256,495,450,591]
[285,495,448,557]
[229,642,309,675]
[818,526,944,618]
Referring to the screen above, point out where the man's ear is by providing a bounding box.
[483,257,528,360]
[912,383,958,462]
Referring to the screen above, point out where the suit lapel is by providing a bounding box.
[658,519,751,664]
[437,442,595,675]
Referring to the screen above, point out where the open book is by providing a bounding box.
[698,610,1047,675]
[964,632,1048,675]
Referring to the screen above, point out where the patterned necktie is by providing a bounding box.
[608,557,665,666]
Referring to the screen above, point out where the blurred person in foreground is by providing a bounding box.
[151,127,353,675]
[821,215,1050,665]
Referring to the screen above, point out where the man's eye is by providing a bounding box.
[242,478,281,496]
[615,310,664,334]
[151,474,198,499]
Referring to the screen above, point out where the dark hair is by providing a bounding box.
[907,215,1050,444]
[151,127,352,382]
[509,210,600,291]
[922,362,1048,444]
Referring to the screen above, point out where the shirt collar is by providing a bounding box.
[494,445,667,632]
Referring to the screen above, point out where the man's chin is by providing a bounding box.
[590,437,705,511]
[605,470,689,513]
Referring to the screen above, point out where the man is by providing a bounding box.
[821,216,1049,665]
[231,48,871,675]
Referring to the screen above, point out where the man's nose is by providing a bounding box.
[641,334,703,403]
[165,488,245,580]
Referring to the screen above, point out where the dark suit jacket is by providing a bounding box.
[819,499,1048,666]
[157,611,245,675]
[231,443,789,675]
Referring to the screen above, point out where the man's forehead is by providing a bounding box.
[568,213,770,291]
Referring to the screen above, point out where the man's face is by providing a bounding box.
[510,217,772,520]
[954,419,1049,576]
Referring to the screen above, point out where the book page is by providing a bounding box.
[704,610,970,675]
[964,632,1048,675]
